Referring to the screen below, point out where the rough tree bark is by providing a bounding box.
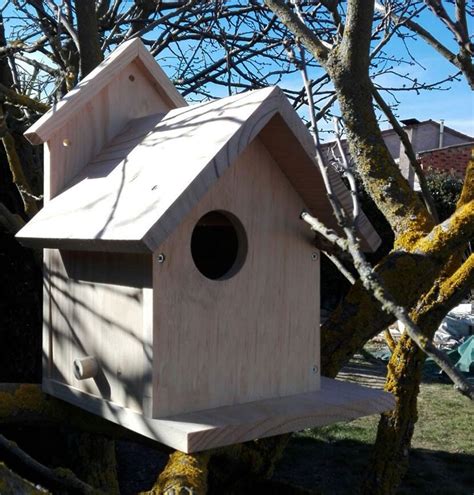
[75,0,103,78]
[361,160,474,494]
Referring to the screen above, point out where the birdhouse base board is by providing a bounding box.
[43,377,395,453]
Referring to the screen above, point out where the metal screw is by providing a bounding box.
[129,74,135,81]
[157,253,166,263]
[312,365,319,374]
[311,252,319,261]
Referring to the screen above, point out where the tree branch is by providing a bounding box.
[264,0,330,63]
[0,462,47,494]
[0,202,25,234]
[146,451,210,495]
[75,0,104,78]
[339,0,375,71]
[412,200,473,256]
[371,84,439,222]
[0,434,105,494]
[0,108,39,217]
[0,83,50,113]
[374,1,474,88]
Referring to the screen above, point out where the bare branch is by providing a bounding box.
[0,202,25,234]
[0,107,39,217]
[0,83,50,113]
[0,433,105,494]
[264,0,330,63]
[333,117,360,221]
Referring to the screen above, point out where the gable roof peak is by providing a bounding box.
[25,38,186,145]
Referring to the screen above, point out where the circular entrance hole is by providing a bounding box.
[191,211,247,280]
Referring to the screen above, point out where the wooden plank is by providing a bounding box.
[42,249,52,379]
[25,38,185,145]
[43,377,395,453]
[47,251,150,413]
[17,86,380,252]
[142,288,154,417]
[152,136,320,417]
[258,114,381,252]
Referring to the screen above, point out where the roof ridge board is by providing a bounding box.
[418,140,474,154]
[156,86,275,123]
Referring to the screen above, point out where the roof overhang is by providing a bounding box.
[17,87,381,253]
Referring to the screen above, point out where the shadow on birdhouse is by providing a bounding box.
[16,39,394,453]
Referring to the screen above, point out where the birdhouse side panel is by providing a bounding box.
[44,250,153,415]
[152,136,320,417]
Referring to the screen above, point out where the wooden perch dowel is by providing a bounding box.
[73,356,99,380]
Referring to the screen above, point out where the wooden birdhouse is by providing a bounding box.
[16,39,394,453]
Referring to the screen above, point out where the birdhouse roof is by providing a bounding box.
[17,86,381,253]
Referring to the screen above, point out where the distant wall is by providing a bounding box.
[419,143,473,178]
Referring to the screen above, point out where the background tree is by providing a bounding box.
[0,1,472,493]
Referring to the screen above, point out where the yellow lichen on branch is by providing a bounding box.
[363,251,474,493]
[408,200,474,256]
[0,384,52,419]
[457,153,474,206]
[145,451,211,495]
[384,328,397,353]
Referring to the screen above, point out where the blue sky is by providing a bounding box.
[350,6,472,137]
[268,5,473,141]
[4,3,472,138]
[373,9,473,137]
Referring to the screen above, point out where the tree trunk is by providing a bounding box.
[75,0,103,78]
[362,162,474,494]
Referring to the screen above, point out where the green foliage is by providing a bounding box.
[425,171,464,222]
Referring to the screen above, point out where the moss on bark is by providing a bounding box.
[144,451,211,495]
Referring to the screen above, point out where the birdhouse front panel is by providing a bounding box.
[152,136,320,417]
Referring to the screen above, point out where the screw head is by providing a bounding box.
[311,252,319,261]
[157,253,166,263]
[129,74,135,81]
[312,365,319,374]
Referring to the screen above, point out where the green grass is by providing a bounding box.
[273,382,474,494]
